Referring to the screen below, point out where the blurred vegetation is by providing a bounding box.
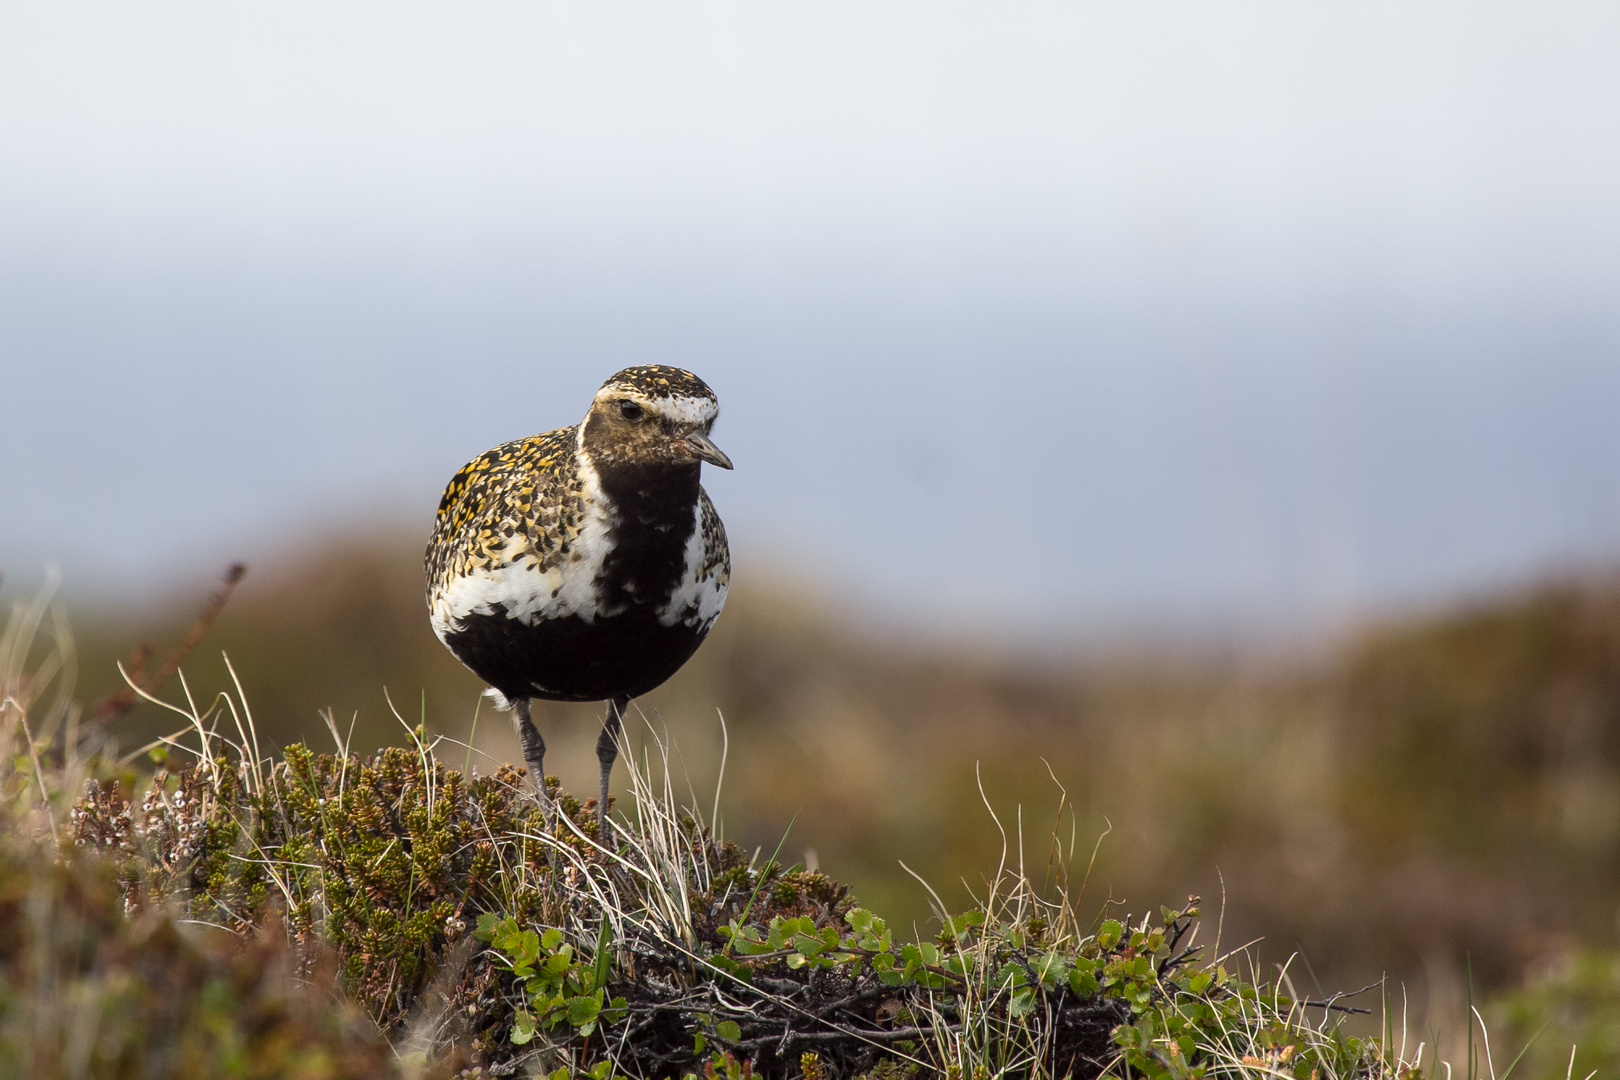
[40,532,1620,1049]
[1489,949,1619,1080]
[0,841,394,1078]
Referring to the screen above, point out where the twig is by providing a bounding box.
[1158,944,1203,978]
[724,1022,952,1052]
[90,563,247,726]
[1297,980,1381,1015]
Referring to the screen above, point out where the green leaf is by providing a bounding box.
[1096,920,1124,950]
[541,927,564,951]
[941,911,985,937]
[475,913,502,941]
[568,994,601,1028]
[995,961,1027,988]
[715,1020,742,1042]
[725,924,773,956]
[592,919,614,992]
[708,954,752,982]
[510,1009,537,1046]
[1033,951,1069,987]
[1070,965,1100,998]
[854,927,891,952]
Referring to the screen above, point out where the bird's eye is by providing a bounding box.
[618,401,644,422]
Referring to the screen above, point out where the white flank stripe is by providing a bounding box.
[658,499,727,630]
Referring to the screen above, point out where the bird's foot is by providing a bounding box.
[585,797,616,850]
[525,770,556,826]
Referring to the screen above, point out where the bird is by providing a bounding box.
[425,365,732,841]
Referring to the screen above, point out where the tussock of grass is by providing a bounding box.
[3,575,1471,1078]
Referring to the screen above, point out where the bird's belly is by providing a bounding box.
[441,606,710,702]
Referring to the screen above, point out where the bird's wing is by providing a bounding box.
[426,426,581,597]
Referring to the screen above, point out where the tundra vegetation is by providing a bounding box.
[3,553,1617,1078]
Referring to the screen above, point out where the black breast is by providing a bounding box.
[594,458,702,609]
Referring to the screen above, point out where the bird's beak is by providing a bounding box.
[684,431,734,470]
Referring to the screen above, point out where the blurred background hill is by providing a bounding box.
[45,537,1620,1041]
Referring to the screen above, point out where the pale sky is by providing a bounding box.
[3,2,1619,638]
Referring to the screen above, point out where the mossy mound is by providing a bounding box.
[58,736,1405,1080]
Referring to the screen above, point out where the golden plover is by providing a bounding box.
[426,366,732,839]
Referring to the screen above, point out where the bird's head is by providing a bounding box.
[580,365,734,472]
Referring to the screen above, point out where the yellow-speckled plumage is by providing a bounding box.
[425,426,589,608]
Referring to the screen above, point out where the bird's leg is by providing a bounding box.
[595,695,630,844]
[512,697,552,823]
